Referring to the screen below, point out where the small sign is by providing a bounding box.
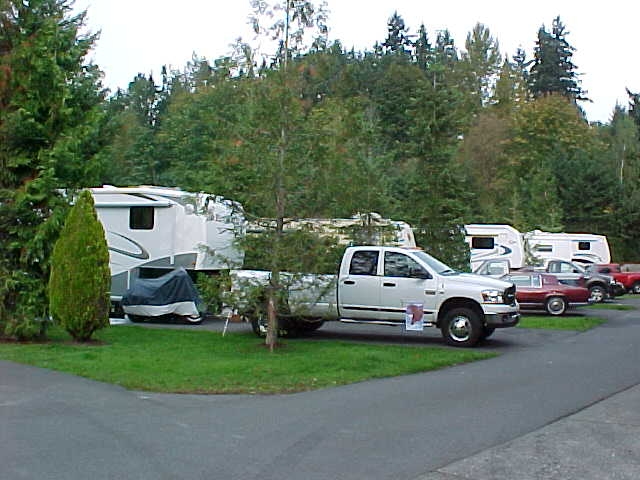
[405,303,424,331]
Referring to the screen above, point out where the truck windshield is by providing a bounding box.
[412,251,456,275]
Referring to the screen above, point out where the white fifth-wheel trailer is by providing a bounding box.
[90,185,246,309]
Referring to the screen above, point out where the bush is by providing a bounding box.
[48,190,111,341]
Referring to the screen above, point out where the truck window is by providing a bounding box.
[471,237,494,249]
[349,251,379,276]
[384,252,424,278]
[130,206,154,230]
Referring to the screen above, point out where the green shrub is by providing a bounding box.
[48,190,111,341]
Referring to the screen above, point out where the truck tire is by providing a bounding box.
[588,284,606,303]
[249,315,294,338]
[250,315,267,337]
[441,308,482,347]
[632,282,640,294]
[545,296,567,315]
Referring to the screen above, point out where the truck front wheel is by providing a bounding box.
[632,282,640,294]
[441,308,482,347]
[588,284,607,303]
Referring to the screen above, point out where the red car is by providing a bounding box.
[501,273,591,316]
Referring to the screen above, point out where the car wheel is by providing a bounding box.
[545,296,567,316]
[589,285,606,303]
[127,314,146,323]
[441,307,482,347]
[632,282,640,294]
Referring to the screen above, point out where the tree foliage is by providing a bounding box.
[529,16,586,102]
[49,190,110,341]
[0,0,103,338]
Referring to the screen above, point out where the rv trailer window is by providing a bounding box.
[471,237,494,249]
[578,241,591,251]
[535,244,553,252]
[130,206,154,230]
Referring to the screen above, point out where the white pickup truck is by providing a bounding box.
[231,246,520,347]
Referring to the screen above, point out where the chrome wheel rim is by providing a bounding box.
[590,287,605,303]
[449,315,472,342]
[547,298,565,315]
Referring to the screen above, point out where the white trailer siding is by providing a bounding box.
[91,186,245,298]
[524,230,611,265]
[465,224,525,270]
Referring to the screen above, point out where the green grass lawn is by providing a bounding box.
[0,325,496,394]
[518,315,605,331]
[586,303,635,311]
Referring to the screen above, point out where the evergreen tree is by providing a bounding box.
[49,190,110,341]
[492,54,529,113]
[627,88,640,134]
[412,23,432,72]
[0,0,104,338]
[382,11,411,56]
[529,17,586,102]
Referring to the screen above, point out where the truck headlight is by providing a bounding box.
[482,289,504,304]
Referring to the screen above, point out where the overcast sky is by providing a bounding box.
[74,0,639,124]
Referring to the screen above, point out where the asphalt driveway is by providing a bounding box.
[2,298,640,479]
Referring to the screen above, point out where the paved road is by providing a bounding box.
[1,299,639,479]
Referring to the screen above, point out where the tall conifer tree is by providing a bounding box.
[0,0,103,337]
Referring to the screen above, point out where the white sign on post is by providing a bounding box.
[405,303,424,331]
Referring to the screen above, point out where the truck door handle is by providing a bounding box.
[383,282,396,287]
[343,280,355,285]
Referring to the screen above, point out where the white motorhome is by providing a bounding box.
[90,185,245,303]
[523,230,611,265]
[247,213,417,248]
[464,224,525,271]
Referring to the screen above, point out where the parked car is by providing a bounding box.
[501,272,591,316]
[475,258,621,303]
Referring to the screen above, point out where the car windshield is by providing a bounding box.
[412,250,456,275]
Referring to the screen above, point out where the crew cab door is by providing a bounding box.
[547,260,583,286]
[378,250,438,324]
[338,249,383,319]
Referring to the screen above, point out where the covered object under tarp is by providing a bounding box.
[122,268,202,322]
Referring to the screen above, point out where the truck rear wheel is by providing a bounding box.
[249,315,295,337]
[441,308,482,347]
[632,282,640,294]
